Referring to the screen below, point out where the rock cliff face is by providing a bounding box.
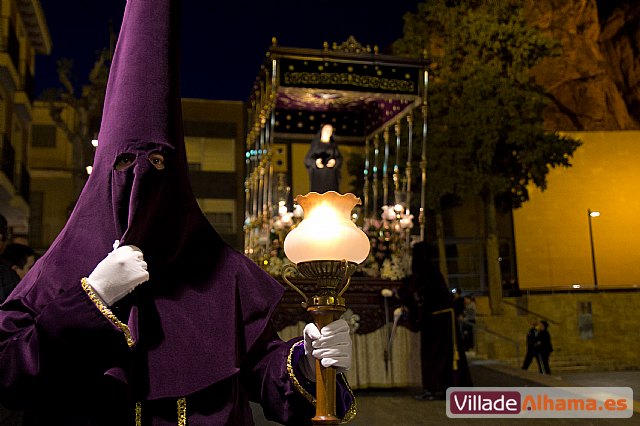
[525,0,639,130]
[599,1,640,124]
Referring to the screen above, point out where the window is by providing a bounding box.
[204,212,234,234]
[578,301,594,340]
[185,136,235,172]
[32,125,57,148]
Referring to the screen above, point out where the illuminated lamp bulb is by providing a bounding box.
[284,191,369,264]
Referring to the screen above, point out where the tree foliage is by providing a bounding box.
[393,0,581,209]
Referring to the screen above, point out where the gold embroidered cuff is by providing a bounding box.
[286,342,358,423]
[339,372,357,424]
[81,277,135,348]
[287,341,316,406]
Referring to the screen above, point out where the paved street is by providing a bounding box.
[253,359,640,425]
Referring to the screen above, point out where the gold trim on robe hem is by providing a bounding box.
[135,402,142,426]
[177,398,187,426]
[286,341,357,423]
[134,399,187,426]
[81,277,136,348]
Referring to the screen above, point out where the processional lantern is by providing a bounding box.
[282,191,369,424]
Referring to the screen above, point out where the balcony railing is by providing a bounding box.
[5,20,19,72]
[23,67,34,101]
[0,17,20,75]
[0,135,15,184]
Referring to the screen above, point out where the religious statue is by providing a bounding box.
[304,124,342,193]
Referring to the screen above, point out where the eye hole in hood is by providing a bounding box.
[115,153,136,171]
[115,151,166,171]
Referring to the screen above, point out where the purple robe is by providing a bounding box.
[0,0,354,423]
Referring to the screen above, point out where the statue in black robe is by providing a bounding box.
[304,124,342,193]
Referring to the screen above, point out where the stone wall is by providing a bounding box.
[475,292,640,369]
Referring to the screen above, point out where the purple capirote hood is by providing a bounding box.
[10,0,284,400]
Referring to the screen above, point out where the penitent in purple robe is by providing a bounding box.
[0,0,354,424]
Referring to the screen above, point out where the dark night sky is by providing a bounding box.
[36,0,624,102]
[36,0,421,101]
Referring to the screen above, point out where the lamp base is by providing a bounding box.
[311,415,340,425]
[297,260,357,303]
[281,259,357,425]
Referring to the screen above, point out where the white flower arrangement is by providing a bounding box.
[264,256,293,277]
[380,253,412,281]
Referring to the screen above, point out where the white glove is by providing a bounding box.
[300,319,352,381]
[86,243,149,306]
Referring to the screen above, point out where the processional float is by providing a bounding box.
[244,37,429,424]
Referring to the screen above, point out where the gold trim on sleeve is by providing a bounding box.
[287,341,357,423]
[338,372,357,423]
[81,277,136,348]
[177,397,187,426]
[135,402,142,426]
[287,341,316,405]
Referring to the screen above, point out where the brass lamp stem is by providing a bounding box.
[282,260,357,425]
[309,306,343,424]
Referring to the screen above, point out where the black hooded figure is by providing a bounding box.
[304,124,342,193]
[400,242,472,400]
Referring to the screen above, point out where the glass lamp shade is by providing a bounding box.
[284,191,370,264]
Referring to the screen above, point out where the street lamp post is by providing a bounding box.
[587,209,600,289]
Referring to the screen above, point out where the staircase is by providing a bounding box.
[499,353,594,373]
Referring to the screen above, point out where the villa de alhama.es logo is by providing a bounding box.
[446,387,633,418]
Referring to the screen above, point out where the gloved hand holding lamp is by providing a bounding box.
[283,191,369,425]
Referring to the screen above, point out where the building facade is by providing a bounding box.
[182,98,245,250]
[0,0,50,239]
[29,98,246,251]
[29,100,76,250]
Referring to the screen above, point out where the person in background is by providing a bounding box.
[0,243,36,303]
[304,124,342,193]
[521,319,539,371]
[535,320,553,374]
[452,288,465,320]
[462,296,477,351]
[10,236,29,247]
